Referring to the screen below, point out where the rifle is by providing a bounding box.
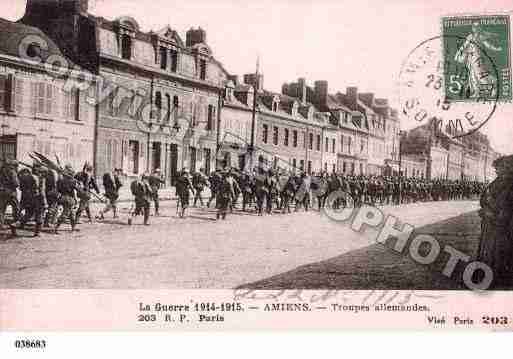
[31,152,107,204]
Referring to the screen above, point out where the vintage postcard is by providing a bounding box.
[1,0,513,340]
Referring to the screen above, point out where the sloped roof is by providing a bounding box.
[0,17,80,69]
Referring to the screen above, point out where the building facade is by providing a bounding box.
[0,17,96,168]
[21,0,228,184]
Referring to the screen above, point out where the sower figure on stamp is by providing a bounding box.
[129,173,152,226]
[54,165,79,234]
[98,168,123,220]
[192,168,208,208]
[75,163,100,224]
[0,159,20,230]
[11,163,47,237]
[175,169,195,218]
[477,155,513,289]
[148,169,165,216]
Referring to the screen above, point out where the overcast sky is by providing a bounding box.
[3,0,513,154]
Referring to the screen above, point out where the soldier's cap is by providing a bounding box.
[492,155,513,170]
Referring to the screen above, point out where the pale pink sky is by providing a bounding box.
[2,0,513,154]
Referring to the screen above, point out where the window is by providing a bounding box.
[324,163,328,172]
[284,128,289,146]
[273,126,279,145]
[204,148,211,174]
[307,161,312,174]
[299,160,304,171]
[128,140,139,174]
[121,34,132,60]
[359,163,363,175]
[351,162,355,174]
[332,163,336,173]
[325,137,329,152]
[37,82,54,115]
[155,91,162,121]
[165,94,171,121]
[292,158,297,170]
[199,59,207,80]
[64,88,79,120]
[316,134,321,151]
[347,136,352,154]
[341,135,344,153]
[309,133,313,150]
[0,74,9,111]
[332,138,336,153]
[272,101,278,112]
[343,161,346,173]
[160,47,167,70]
[262,124,268,144]
[360,139,365,153]
[207,104,215,131]
[293,130,298,147]
[170,49,178,73]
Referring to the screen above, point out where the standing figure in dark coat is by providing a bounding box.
[98,168,123,220]
[0,160,20,229]
[44,168,60,227]
[192,168,208,208]
[216,171,236,220]
[207,170,222,208]
[11,163,47,237]
[54,165,79,234]
[75,163,100,224]
[129,173,152,225]
[148,169,165,216]
[175,169,195,218]
[477,155,513,289]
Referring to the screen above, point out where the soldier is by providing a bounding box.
[148,169,165,216]
[11,163,47,237]
[280,172,296,214]
[75,163,100,224]
[192,168,208,208]
[175,169,195,218]
[216,170,235,220]
[0,159,20,229]
[477,155,513,288]
[265,170,279,214]
[129,173,152,225]
[98,168,123,220]
[240,172,254,212]
[54,165,78,234]
[44,168,60,228]
[254,167,268,216]
[207,169,222,208]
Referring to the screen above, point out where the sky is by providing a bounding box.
[2,0,513,154]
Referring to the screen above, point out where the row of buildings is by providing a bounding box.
[0,0,500,186]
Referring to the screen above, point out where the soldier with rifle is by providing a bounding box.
[54,164,79,234]
[148,168,165,216]
[129,173,152,226]
[0,159,20,229]
[75,163,100,224]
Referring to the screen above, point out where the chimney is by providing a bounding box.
[186,27,207,47]
[298,78,307,104]
[228,74,239,85]
[243,73,264,92]
[359,92,375,107]
[314,80,328,108]
[346,86,358,108]
[281,83,289,96]
[24,0,88,21]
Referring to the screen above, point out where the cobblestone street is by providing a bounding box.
[0,200,480,289]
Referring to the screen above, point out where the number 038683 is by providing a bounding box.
[14,339,46,349]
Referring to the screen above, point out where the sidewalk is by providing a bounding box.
[239,210,482,290]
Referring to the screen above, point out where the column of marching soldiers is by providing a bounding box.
[0,155,487,237]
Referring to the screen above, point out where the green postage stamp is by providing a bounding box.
[442,14,511,102]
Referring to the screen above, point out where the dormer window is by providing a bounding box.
[199,59,207,80]
[121,34,132,60]
[292,102,299,116]
[272,97,280,112]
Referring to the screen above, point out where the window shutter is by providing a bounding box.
[78,88,87,122]
[0,74,6,111]
[8,74,16,112]
[140,141,145,158]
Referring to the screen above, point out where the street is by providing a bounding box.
[0,200,480,289]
